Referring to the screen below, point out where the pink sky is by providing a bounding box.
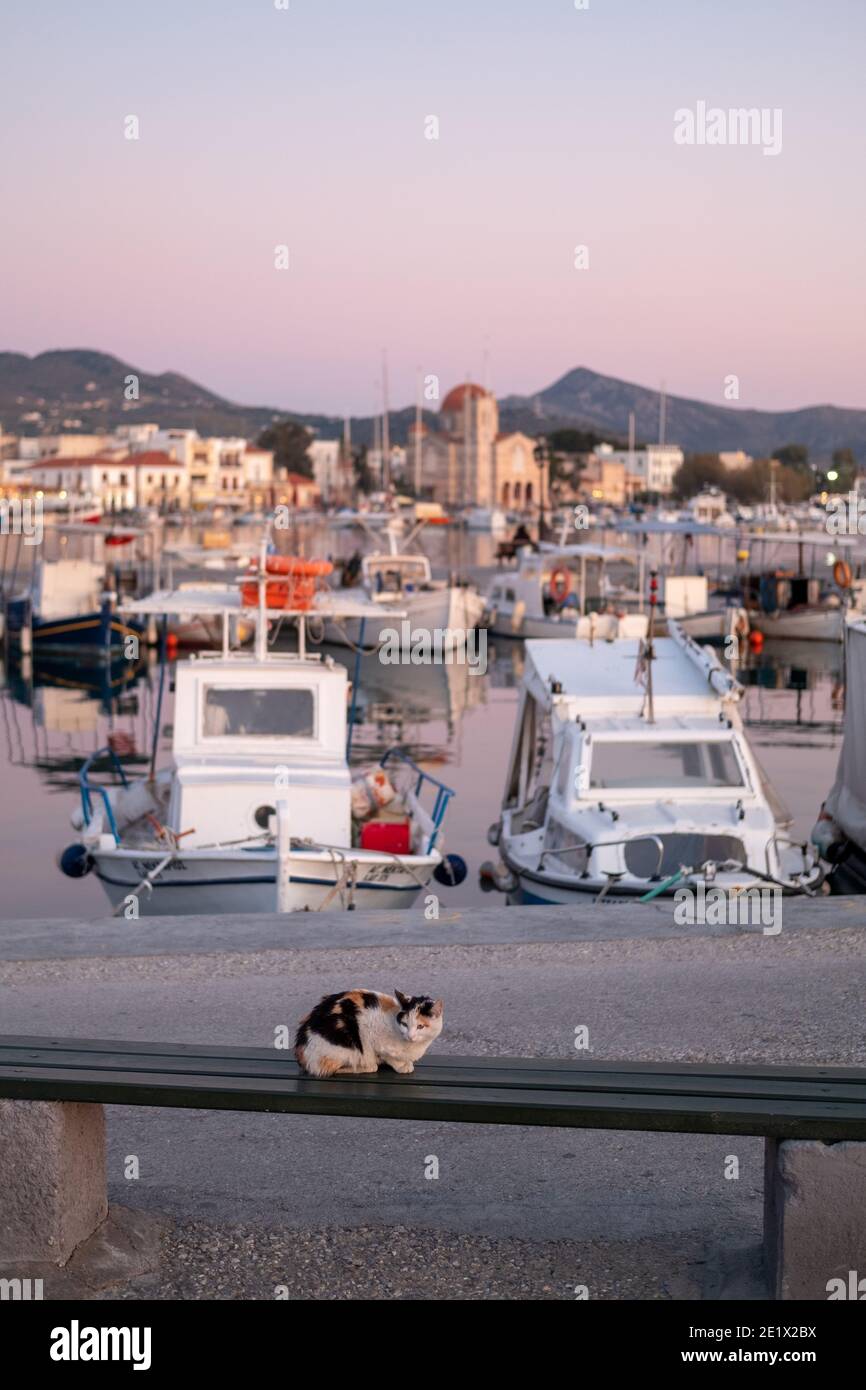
[2,0,864,416]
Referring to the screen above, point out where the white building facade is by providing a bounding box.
[594,442,684,495]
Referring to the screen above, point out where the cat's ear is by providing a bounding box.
[430,999,444,1018]
[394,989,411,1008]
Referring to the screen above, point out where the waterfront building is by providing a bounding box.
[22,452,186,510]
[308,439,342,500]
[719,450,754,471]
[591,441,683,496]
[408,383,545,511]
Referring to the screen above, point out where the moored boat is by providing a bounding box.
[811,619,866,892]
[483,541,645,639]
[323,523,484,649]
[483,620,820,902]
[57,562,464,916]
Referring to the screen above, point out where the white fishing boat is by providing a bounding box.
[323,523,484,649]
[811,619,866,893]
[58,571,462,916]
[483,621,819,902]
[483,542,646,639]
[617,519,747,642]
[738,532,864,641]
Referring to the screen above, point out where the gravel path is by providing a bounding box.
[3,920,863,1300]
[100,1221,719,1301]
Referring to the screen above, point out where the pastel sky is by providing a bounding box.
[2,0,864,419]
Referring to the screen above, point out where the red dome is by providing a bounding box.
[441,382,488,413]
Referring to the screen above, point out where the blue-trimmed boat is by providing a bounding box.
[4,555,145,661]
[58,566,464,916]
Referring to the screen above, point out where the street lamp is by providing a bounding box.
[533,437,549,541]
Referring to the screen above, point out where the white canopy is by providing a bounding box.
[824,621,866,848]
[120,587,404,620]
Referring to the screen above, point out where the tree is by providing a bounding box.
[353,447,375,495]
[673,453,726,499]
[771,443,809,471]
[257,420,314,478]
[824,447,858,492]
[726,458,812,504]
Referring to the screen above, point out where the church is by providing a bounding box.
[408,383,545,511]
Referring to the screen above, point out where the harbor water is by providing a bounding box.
[0,515,846,918]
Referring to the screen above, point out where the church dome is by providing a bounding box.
[441,382,489,412]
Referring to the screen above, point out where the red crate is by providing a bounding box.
[360,820,411,854]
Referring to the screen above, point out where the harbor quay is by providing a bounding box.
[1,897,864,1302]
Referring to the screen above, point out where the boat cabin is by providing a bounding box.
[169,652,351,851]
[502,632,772,881]
[487,543,644,628]
[362,553,433,596]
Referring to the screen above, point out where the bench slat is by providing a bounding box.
[1,1036,863,1083]
[3,1060,866,1140]
[2,1044,865,1106]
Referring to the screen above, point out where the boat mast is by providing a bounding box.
[414,366,423,497]
[381,349,391,492]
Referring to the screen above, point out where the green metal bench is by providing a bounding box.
[2,1035,865,1298]
[1,1037,865,1139]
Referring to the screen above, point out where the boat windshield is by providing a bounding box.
[589,740,743,790]
[202,687,316,738]
[364,557,429,591]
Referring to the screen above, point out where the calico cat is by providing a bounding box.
[295,989,444,1077]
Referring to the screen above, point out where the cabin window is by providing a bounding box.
[202,686,316,739]
[543,818,588,874]
[589,740,743,790]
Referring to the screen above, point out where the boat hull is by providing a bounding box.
[89,845,439,915]
[503,860,782,904]
[322,586,485,647]
[4,599,144,661]
[748,608,844,642]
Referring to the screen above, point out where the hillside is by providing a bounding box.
[2,351,864,463]
[500,367,866,462]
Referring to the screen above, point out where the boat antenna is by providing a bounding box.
[645,568,658,723]
[255,534,268,661]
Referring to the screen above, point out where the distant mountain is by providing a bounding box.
[2,350,864,463]
[0,350,287,441]
[0,349,441,449]
[500,367,866,463]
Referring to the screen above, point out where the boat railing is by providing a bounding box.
[539,833,665,879]
[79,746,130,846]
[380,748,456,854]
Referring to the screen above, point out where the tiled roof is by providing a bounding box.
[441,383,489,412]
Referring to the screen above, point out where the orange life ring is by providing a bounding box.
[550,568,571,603]
[261,556,333,577]
[242,556,334,611]
[834,559,853,590]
